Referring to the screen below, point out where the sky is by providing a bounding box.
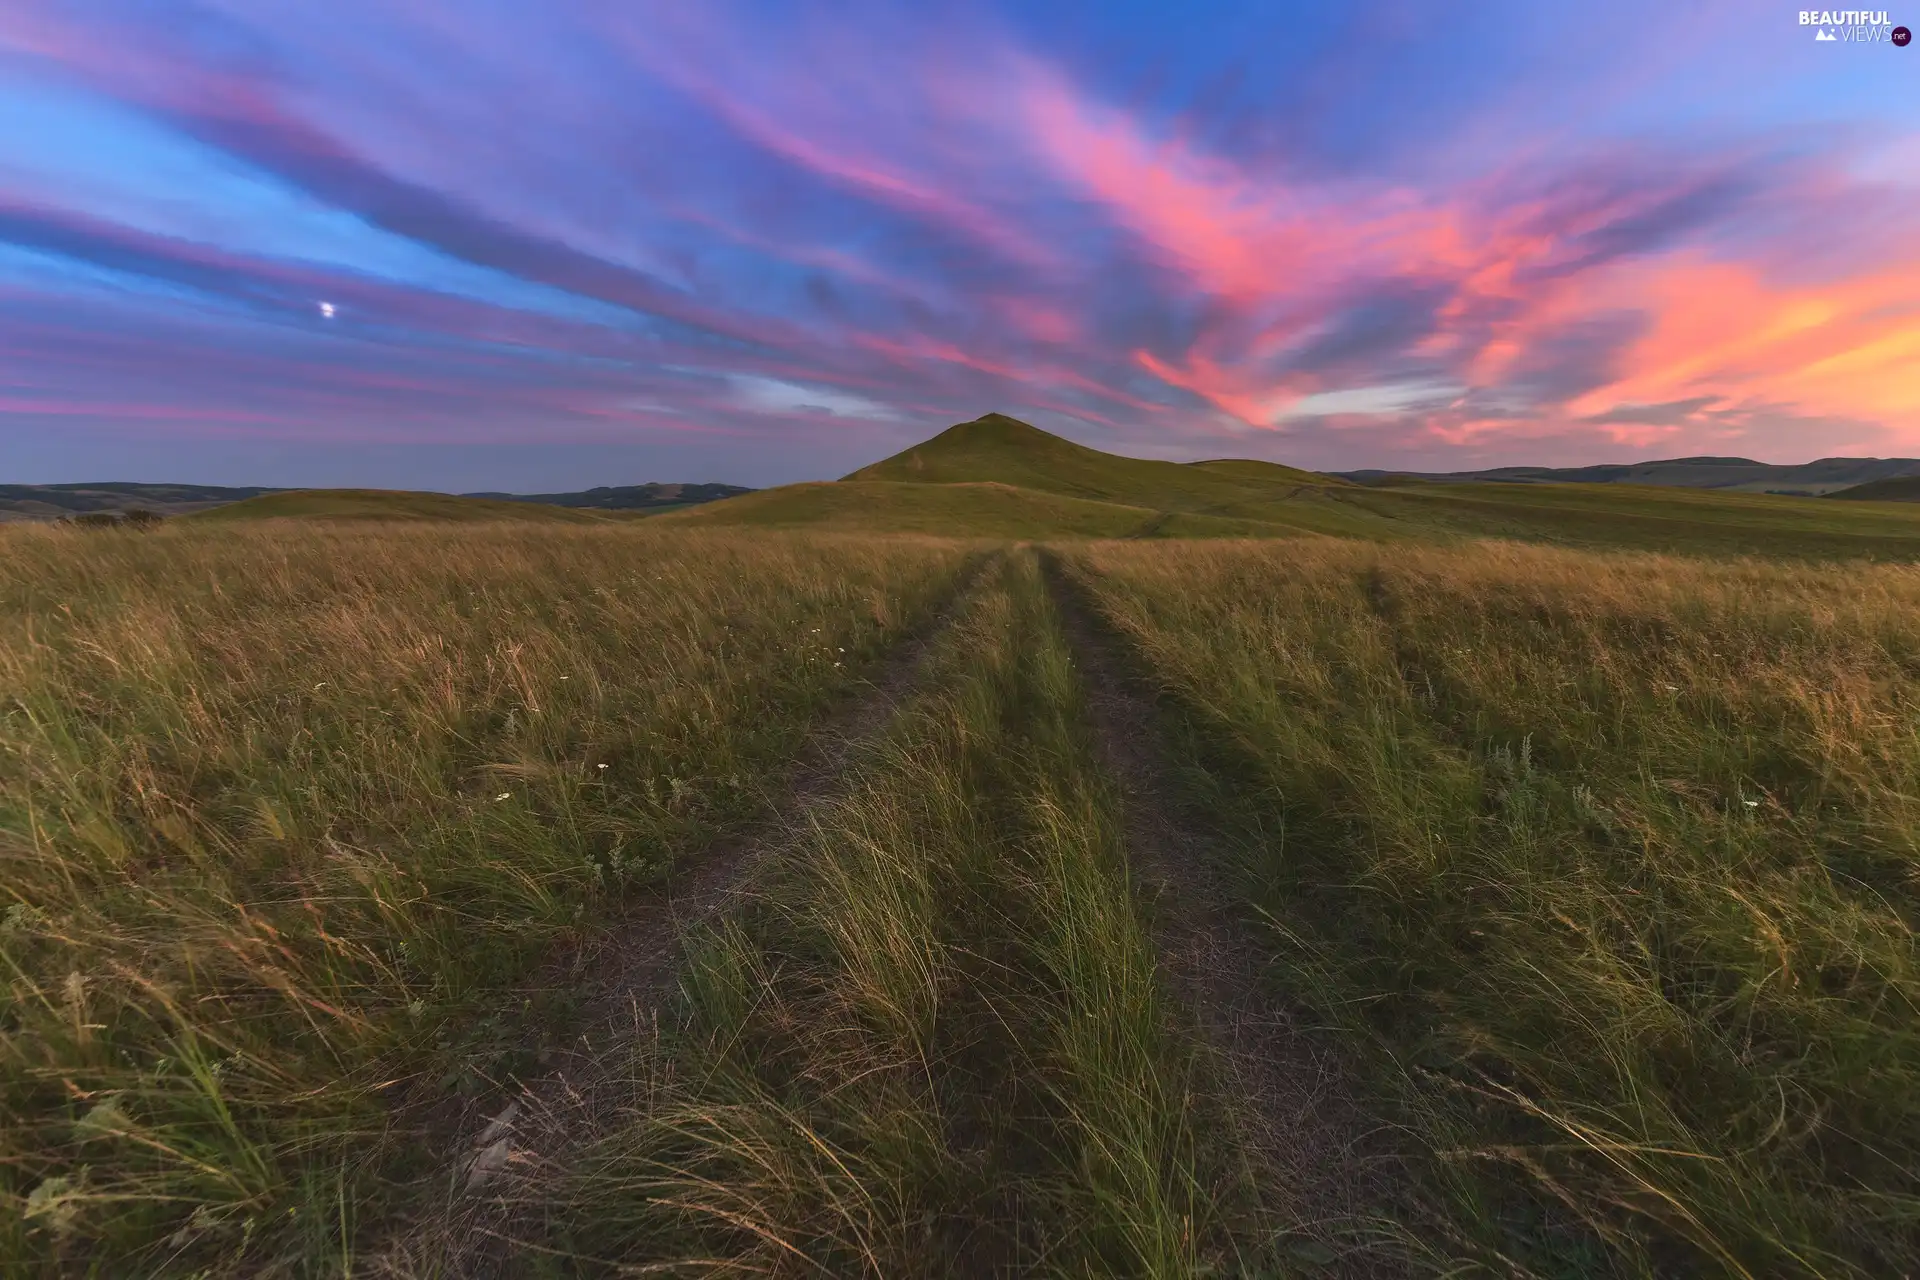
[1,1,1917,490]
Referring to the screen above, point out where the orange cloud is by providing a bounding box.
[1015,62,1916,449]
[1579,256,1920,424]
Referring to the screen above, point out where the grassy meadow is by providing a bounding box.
[0,520,970,1272]
[7,416,1920,1277]
[524,551,1232,1276]
[1061,540,1920,1277]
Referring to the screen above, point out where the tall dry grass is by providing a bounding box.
[0,521,968,1273]
[1066,538,1920,1278]
[542,551,1214,1276]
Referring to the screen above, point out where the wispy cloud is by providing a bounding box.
[0,0,1914,484]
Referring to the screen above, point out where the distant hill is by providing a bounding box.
[187,490,618,524]
[1827,476,1920,502]
[846,412,1340,504]
[461,482,753,510]
[23,419,1920,557]
[2,480,750,521]
[0,482,284,520]
[670,412,1920,558]
[1339,456,1920,496]
[669,413,1390,539]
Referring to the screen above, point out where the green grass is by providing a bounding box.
[0,520,970,1273]
[734,415,1920,557]
[1826,476,1920,502]
[662,477,1294,539]
[15,412,1920,1276]
[1062,538,1920,1277]
[530,551,1228,1276]
[845,413,1347,511]
[187,489,624,523]
[1331,480,1920,558]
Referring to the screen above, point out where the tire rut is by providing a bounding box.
[378,551,1001,1277]
[1039,552,1413,1279]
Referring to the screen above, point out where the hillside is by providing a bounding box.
[1828,475,1920,502]
[187,489,617,523]
[461,482,753,510]
[1341,455,1920,495]
[657,413,1920,556]
[0,482,284,520]
[846,413,1345,510]
[661,413,1390,539]
[1325,478,1920,558]
[656,479,1288,539]
[4,481,747,521]
[43,414,1920,555]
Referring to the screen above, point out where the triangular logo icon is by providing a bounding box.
[1815,26,1837,39]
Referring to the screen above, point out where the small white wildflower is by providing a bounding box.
[597,763,608,770]
[495,792,511,801]
[559,675,569,681]
[313,682,328,691]
[1663,684,1678,692]
[1743,799,1760,808]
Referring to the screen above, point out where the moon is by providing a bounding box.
[318,301,336,319]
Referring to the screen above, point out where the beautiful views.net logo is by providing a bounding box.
[1799,9,1909,41]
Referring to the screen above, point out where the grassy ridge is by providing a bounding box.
[1063,539,1920,1276]
[743,414,1920,557]
[538,552,1225,1275]
[0,522,969,1272]
[187,489,623,523]
[660,478,1293,539]
[1333,481,1920,558]
[1827,476,1920,502]
[846,412,1338,505]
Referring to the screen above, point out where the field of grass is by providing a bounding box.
[1336,480,1920,558]
[1061,539,1920,1276]
[518,552,1239,1275]
[0,520,970,1272]
[10,437,1920,1278]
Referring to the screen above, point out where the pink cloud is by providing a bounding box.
[1012,61,1920,452]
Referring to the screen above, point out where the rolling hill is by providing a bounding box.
[0,482,285,520]
[659,412,1380,539]
[1340,455,1920,495]
[3,481,749,521]
[462,482,753,510]
[1827,475,1920,502]
[665,412,1920,557]
[656,479,1288,539]
[186,489,619,523]
[1326,478,1920,558]
[38,413,1920,557]
[845,412,1340,506]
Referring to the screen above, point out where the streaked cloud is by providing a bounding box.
[0,0,1913,485]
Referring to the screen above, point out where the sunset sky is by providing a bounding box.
[3,0,1916,489]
